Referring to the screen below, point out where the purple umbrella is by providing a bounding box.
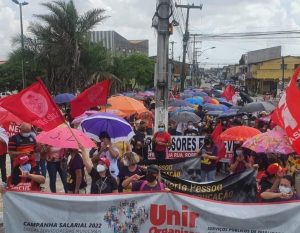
[79,112,135,143]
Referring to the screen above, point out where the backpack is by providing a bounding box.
[139,180,164,191]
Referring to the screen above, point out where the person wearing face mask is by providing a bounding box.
[80,144,118,194]
[184,121,199,136]
[5,155,45,192]
[152,123,172,164]
[92,131,120,179]
[259,163,287,197]
[261,175,299,202]
[8,123,37,175]
[119,152,146,192]
[123,165,166,192]
[230,147,251,174]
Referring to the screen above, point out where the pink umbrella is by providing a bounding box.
[72,110,98,125]
[242,127,294,155]
[36,126,96,149]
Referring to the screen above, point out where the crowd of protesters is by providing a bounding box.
[0,93,298,203]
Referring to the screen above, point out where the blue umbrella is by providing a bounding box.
[217,97,226,102]
[54,93,75,104]
[175,106,195,113]
[218,109,243,119]
[169,100,192,107]
[185,98,203,106]
[193,91,208,97]
[181,94,193,99]
[80,112,135,143]
[203,103,229,112]
[207,111,223,117]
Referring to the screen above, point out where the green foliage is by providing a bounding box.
[0,0,154,94]
[115,53,154,90]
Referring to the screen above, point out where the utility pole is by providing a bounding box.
[12,0,29,88]
[281,56,285,91]
[152,0,172,131]
[176,3,203,92]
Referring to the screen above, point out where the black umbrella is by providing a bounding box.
[238,102,275,113]
[239,91,253,103]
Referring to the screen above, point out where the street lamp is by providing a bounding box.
[196,46,216,56]
[12,0,29,88]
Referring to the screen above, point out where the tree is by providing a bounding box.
[27,0,108,93]
[122,53,155,90]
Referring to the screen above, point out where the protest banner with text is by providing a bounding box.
[4,191,300,233]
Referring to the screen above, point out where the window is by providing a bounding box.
[294,64,300,69]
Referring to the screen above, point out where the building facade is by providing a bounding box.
[246,56,300,94]
[87,31,149,56]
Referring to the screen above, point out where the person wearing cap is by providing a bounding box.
[152,123,172,164]
[259,163,287,194]
[66,148,87,194]
[5,154,45,192]
[8,123,37,173]
[261,175,299,202]
[80,144,118,194]
[119,152,146,192]
[122,165,166,192]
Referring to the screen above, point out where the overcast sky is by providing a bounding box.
[1,0,300,67]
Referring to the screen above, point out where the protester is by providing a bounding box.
[195,105,205,121]
[152,123,172,164]
[80,144,118,194]
[8,123,36,173]
[184,121,199,136]
[200,136,219,182]
[96,131,120,179]
[122,165,166,191]
[45,146,68,193]
[138,111,154,135]
[260,175,299,202]
[168,120,182,136]
[131,121,148,159]
[66,148,87,194]
[6,154,45,191]
[230,147,252,173]
[119,152,146,192]
[259,163,287,194]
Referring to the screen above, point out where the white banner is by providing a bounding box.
[147,136,205,159]
[4,191,300,233]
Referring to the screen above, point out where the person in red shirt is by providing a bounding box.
[152,123,172,164]
[6,154,45,192]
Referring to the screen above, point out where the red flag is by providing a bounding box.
[211,123,226,158]
[0,80,65,131]
[271,108,284,128]
[70,80,110,117]
[272,65,300,154]
[221,85,235,101]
